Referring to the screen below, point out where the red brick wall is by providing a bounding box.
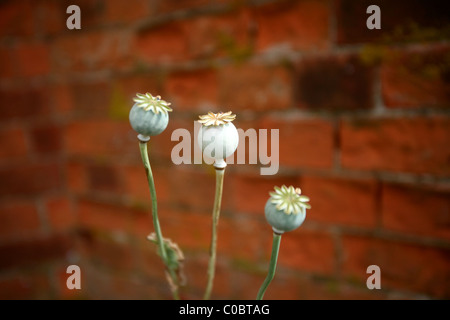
[0,0,449,300]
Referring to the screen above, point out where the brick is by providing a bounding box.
[381,47,450,108]
[302,176,378,228]
[105,0,152,24]
[157,208,211,252]
[340,116,450,175]
[165,69,218,111]
[218,214,272,263]
[253,0,330,51]
[51,83,74,116]
[0,163,62,196]
[0,201,40,240]
[30,124,63,155]
[80,238,137,273]
[0,126,27,159]
[134,20,188,64]
[0,47,16,79]
[119,164,170,205]
[155,0,210,14]
[219,63,292,111]
[45,197,76,232]
[381,183,450,240]
[114,73,161,105]
[87,164,122,193]
[295,55,374,110]
[0,234,73,270]
[341,235,450,298]
[259,117,334,169]
[166,166,234,212]
[135,9,253,63]
[337,0,450,45]
[52,31,133,73]
[0,273,51,300]
[78,199,141,233]
[69,82,112,118]
[278,229,335,275]
[0,87,50,121]
[64,119,136,158]
[230,172,298,215]
[0,0,34,38]
[15,42,51,77]
[66,160,89,194]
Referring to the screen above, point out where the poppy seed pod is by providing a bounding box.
[197,111,239,168]
[129,93,172,137]
[264,185,311,234]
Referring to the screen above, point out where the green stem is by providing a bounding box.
[203,166,225,300]
[256,232,282,300]
[139,141,180,300]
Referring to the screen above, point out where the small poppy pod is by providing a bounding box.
[264,185,311,233]
[129,93,172,137]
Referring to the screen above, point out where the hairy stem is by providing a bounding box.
[203,166,225,300]
[256,232,282,300]
[139,141,180,300]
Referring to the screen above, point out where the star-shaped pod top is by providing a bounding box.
[133,93,173,114]
[198,111,236,126]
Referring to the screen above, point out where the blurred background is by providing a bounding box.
[0,0,449,300]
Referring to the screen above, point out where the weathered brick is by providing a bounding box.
[52,31,133,73]
[0,163,62,196]
[337,0,450,45]
[0,126,27,159]
[135,9,253,63]
[278,229,335,275]
[0,201,40,239]
[155,0,210,14]
[0,87,50,120]
[119,164,170,205]
[69,81,112,118]
[0,273,51,300]
[219,63,292,111]
[0,235,73,270]
[302,176,378,228]
[0,0,34,38]
[45,197,76,232]
[295,55,374,110]
[134,20,188,64]
[381,183,450,240]
[66,160,89,194]
[0,47,15,79]
[87,164,122,193]
[64,119,136,158]
[78,199,141,233]
[381,46,450,108]
[254,0,330,52]
[157,208,211,252]
[341,235,450,298]
[30,124,63,155]
[105,0,151,24]
[166,69,218,111]
[340,116,450,175]
[259,117,335,169]
[15,42,51,77]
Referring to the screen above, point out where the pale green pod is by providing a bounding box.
[264,185,310,233]
[129,103,169,136]
[265,199,306,233]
